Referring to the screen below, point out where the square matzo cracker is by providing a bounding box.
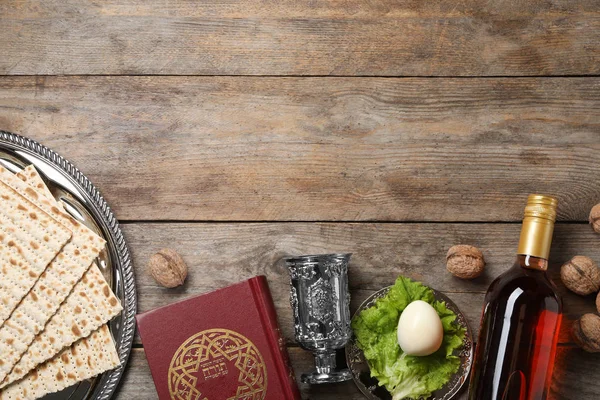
[0,177,72,326]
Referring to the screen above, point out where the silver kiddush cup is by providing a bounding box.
[285,253,353,384]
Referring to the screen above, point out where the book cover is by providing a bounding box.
[136,276,301,400]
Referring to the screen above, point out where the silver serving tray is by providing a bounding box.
[0,131,136,400]
[346,286,474,400]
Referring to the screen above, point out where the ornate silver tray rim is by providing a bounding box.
[346,285,474,400]
[0,131,137,400]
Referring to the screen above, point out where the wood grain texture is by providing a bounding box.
[3,2,600,399]
[1,0,599,76]
[126,222,600,345]
[1,76,599,222]
[116,346,597,399]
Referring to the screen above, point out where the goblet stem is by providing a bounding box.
[302,350,352,384]
[314,352,337,374]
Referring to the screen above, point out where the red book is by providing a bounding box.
[136,276,301,400]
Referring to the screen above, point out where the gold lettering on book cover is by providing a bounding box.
[168,328,268,400]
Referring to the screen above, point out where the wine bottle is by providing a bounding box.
[468,194,562,400]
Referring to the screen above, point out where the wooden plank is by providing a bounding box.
[0,1,599,75]
[116,346,597,399]
[127,222,600,345]
[1,76,599,221]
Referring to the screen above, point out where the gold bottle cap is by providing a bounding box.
[523,194,558,222]
[518,194,558,262]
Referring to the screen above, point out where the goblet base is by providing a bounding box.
[301,369,352,384]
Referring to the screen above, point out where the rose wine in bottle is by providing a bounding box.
[468,194,562,400]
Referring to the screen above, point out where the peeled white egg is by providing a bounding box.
[397,300,443,356]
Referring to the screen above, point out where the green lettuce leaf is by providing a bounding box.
[352,277,465,400]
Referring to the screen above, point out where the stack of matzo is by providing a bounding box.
[0,165,122,400]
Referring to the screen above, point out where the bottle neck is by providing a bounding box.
[517,216,555,265]
[516,254,548,272]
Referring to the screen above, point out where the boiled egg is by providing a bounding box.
[397,300,443,356]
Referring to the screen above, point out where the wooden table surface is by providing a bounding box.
[1,1,600,399]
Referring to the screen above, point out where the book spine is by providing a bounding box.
[250,276,301,400]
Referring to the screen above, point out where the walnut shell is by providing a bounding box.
[597,292,600,314]
[148,248,188,288]
[560,256,600,296]
[589,203,600,233]
[572,313,600,353]
[446,245,485,279]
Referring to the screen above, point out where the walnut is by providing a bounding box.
[148,248,188,288]
[572,314,600,353]
[446,245,485,279]
[597,292,600,314]
[560,256,600,296]
[589,203,600,233]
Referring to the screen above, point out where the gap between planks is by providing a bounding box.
[1,75,600,79]
[118,220,591,224]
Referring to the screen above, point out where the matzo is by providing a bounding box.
[15,167,54,202]
[0,325,120,400]
[0,168,121,387]
[4,264,122,386]
[0,166,106,383]
[0,178,72,327]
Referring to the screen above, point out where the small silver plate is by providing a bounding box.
[346,286,474,400]
[0,131,136,400]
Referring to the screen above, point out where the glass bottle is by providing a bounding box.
[468,194,562,400]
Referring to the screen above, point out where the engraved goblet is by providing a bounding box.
[285,253,353,384]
